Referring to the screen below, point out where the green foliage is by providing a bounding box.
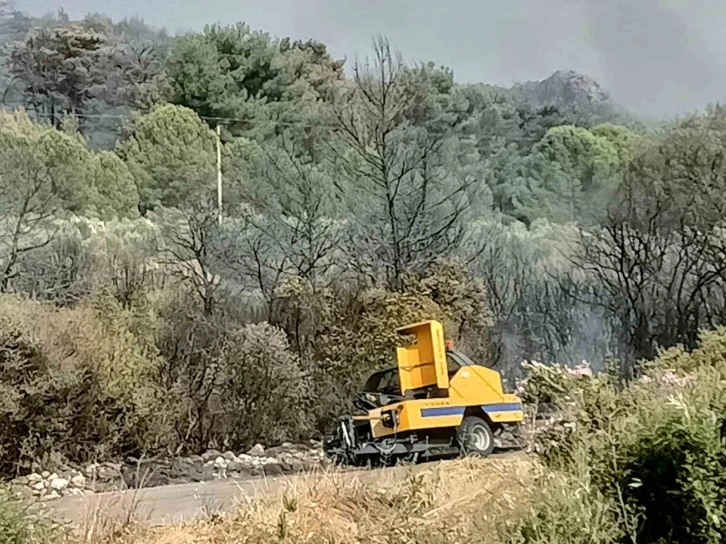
[169,23,343,139]
[406,259,494,361]
[516,328,726,543]
[0,292,171,475]
[116,105,218,211]
[88,151,141,219]
[0,485,58,544]
[0,110,89,212]
[213,322,313,445]
[502,469,629,544]
[0,110,138,218]
[0,295,83,475]
[590,123,640,164]
[526,125,623,223]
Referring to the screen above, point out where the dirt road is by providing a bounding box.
[47,452,526,526]
[47,464,430,526]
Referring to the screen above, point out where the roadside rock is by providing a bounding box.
[248,444,266,457]
[262,463,285,477]
[41,490,61,501]
[201,450,222,463]
[10,441,325,502]
[50,478,69,491]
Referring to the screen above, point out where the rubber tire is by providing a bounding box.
[456,416,495,458]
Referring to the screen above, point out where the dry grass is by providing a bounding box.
[66,455,535,544]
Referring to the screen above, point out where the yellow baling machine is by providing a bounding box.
[325,320,524,465]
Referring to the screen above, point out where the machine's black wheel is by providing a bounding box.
[456,416,495,457]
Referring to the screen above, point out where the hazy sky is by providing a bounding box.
[16,0,726,116]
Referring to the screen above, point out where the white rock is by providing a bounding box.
[41,471,50,479]
[41,490,61,501]
[248,444,266,457]
[71,474,86,487]
[32,481,45,491]
[27,473,43,482]
[50,478,69,491]
[213,456,227,468]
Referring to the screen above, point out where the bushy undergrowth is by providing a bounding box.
[0,258,496,477]
[508,328,726,544]
[0,485,59,544]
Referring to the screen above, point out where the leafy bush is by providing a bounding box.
[36,290,173,458]
[0,485,58,544]
[514,328,726,543]
[211,322,313,446]
[0,293,172,476]
[502,468,632,544]
[0,296,88,475]
[273,275,449,431]
[155,294,313,452]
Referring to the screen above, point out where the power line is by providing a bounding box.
[0,106,543,141]
[0,108,341,128]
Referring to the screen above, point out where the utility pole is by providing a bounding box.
[216,124,222,225]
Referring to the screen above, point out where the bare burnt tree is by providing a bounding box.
[255,138,342,285]
[155,299,225,453]
[230,135,342,291]
[157,200,222,316]
[11,233,88,304]
[574,108,726,373]
[102,40,170,111]
[332,37,474,290]
[469,222,613,374]
[0,150,59,293]
[217,214,286,320]
[219,134,343,347]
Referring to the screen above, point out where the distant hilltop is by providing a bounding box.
[514,70,611,108]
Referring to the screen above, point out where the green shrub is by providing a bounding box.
[0,293,173,476]
[210,322,314,447]
[0,485,59,544]
[272,260,494,431]
[0,296,87,475]
[502,467,632,544]
[620,402,726,543]
[516,328,726,544]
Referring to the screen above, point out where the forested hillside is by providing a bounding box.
[1,1,726,477]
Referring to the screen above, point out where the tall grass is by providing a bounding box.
[64,457,534,544]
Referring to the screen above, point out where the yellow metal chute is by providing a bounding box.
[395,321,450,394]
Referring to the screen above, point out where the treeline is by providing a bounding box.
[1,3,726,475]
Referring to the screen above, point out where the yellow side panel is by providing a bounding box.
[396,321,449,394]
[448,368,524,424]
[369,397,523,438]
[370,400,466,438]
[448,366,504,403]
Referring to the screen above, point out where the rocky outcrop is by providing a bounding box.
[518,70,610,109]
[11,441,325,501]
